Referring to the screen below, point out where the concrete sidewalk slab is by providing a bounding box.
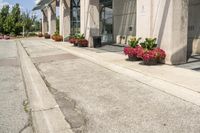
[42,41,200,107]
[17,40,73,133]
[20,39,200,133]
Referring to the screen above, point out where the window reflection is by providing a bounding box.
[71,0,80,34]
[100,0,113,43]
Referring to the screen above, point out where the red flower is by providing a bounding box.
[124,46,139,57]
[69,38,76,43]
[141,48,166,61]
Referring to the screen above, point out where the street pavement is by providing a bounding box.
[20,39,200,133]
[0,40,33,133]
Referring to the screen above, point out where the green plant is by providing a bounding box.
[53,31,59,36]
[140,38,157,50]
[74,33,85,39]
[128,37,141,48]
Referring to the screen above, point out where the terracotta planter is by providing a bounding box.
[52,35,56,40]
[78,39,88,47]
[54,35,63,42]
[38,33,43,37]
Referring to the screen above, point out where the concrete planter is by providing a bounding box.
[128,56,140,61]
[143,59,158,65]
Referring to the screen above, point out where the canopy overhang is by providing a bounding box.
[32,0,56,11]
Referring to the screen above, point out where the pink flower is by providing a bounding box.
[124,46,142,57]
[141,48,166,61]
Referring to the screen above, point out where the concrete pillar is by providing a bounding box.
[59,0,71,37]
[136,0,189,64]
[42,9,48,34]
[80,0,100,47]
[47,0,56,35]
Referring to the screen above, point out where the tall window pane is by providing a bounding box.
[71,0,80,34]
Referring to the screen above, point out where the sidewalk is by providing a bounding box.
[20,38,200,132]
[42,39,200,106]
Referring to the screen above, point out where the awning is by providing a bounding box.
[32,0,55,11]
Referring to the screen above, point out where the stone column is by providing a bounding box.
[80,0,100,47]
[47,0,56,35]
[136,0,189,64]
[59,0,71,37]
[42,9,48,34]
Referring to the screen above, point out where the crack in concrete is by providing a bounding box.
[31,106,59,113]
[19,100,33,133]
[34,63,88,133]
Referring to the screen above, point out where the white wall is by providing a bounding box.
[80,0,100,47]
[59,0,71,36]
[113,0,137,42]
[188,0,200,55]
[137,0,189,64]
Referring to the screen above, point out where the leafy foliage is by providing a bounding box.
[0,5,10,34]
[128,37,141,48]
[140,38,157,50]
[0,4,40,36]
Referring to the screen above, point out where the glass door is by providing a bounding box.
[70,0,80,34]
[100,0,113,43]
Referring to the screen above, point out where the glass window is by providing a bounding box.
[100,0,113,43]
[70,0,80,34]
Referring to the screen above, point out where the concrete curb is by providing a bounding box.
[17,40,73,133]
[51,42,200,107]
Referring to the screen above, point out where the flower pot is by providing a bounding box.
[78,39,88,47]
[143,59,158,65]
[74,43,78,46]
[38,33,43,37]
[128,56,140,61]
[52,35,56,40]
[44,33,50,39]
[54,36,63,42]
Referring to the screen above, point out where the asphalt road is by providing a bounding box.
[21,39,200,133]
[0,40,32,133]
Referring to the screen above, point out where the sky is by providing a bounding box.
[0,0,41,18]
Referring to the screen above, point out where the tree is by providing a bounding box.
[21,11,34,35]
[0,5,10,34]
[11,4,22,35]
[3,15,14,34]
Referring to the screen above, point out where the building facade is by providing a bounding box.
[34,0,200,65]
